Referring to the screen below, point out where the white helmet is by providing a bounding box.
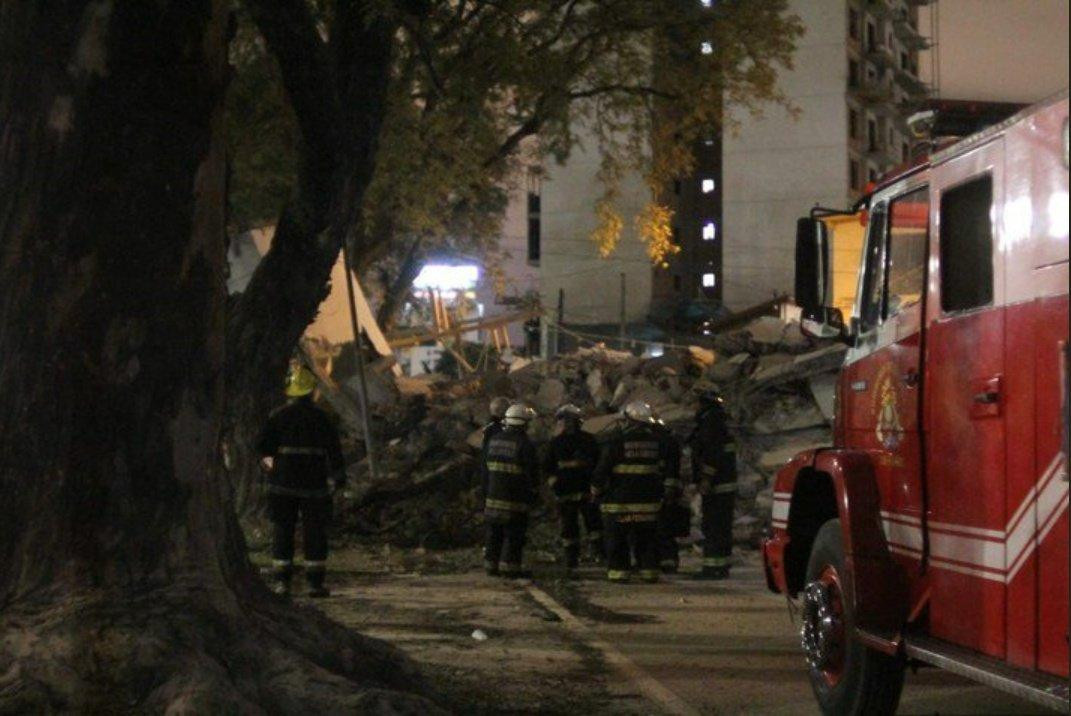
[555,403,583,421]
[504,403,536,426]
[622,400,655,424]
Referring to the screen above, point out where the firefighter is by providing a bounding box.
[690,389,737,580]
[543,404,602,572]
[257,363,344,598]
[593,401,675,583]
[482,403,539,577]
[653,416,686,573]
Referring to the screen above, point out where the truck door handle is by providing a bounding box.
[973,391,999,404]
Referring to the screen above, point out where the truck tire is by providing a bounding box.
[802,519,905,715]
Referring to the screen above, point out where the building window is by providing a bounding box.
[701,272,716,288]
[673,178,681,195]
[849,108,859,140]
[868,119,878,151]
[900,51,909,70]
[702,221,716,241]
[848,8,860,40]
[940,175,994,313]
[673,274,682,291]
[866,22,878,51]
[902,142,910,162]
[700,41,713,55]
[526,190,541,263]
[701,178,715,194]
[869,167,879,183]
[850,160,861,191]
[671,225,681,245]
[848,60,860,88]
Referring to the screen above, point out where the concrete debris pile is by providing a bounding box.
[317,315,845,551]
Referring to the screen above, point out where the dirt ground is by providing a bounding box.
[252,541,1050,715]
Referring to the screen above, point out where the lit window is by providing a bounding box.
[701,178,715,193]
[702,221,716,240]
[702,272,716,288]
[700,41,713,55]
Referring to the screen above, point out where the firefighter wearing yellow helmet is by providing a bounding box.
[256,362,344,598]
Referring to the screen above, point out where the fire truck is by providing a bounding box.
[762,91,1069,714]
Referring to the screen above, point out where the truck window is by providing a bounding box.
[939,176,994,313]
[885,186,929,318]
[858,204,887,330]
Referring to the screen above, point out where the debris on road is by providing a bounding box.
[310,314,841,552]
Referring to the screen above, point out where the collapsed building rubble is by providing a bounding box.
[305,315,844,554]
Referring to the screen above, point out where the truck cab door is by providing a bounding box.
[924,139,1007,658]
[843,185,930,568]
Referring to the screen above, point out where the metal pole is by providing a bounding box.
[340,239,378,482]
[619,272,626,349]
[556,288,564,356]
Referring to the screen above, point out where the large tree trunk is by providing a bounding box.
[223,0,393,518]
[376,238,424,334]
[0,3,435,712]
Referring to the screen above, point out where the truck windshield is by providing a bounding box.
[858,204,888,330]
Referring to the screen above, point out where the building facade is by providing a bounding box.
[679,0,931,311]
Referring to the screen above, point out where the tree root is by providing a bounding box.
[0,586,444,715]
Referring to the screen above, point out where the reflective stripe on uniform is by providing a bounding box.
[485,498,530,512]
[664,478,681,488]
[702,556,730,567]
[556,492,585,503]
[699,463,718,476]
[607,570,630,581]
[613,513,659,523]
[278,446,327,456]
[304,560,326,570]
[660,559,677,568]
[601,502,661,514]
[546,476,558,486]
[561,538,580,547]
[558,459,586,469]
[486,461,523,474]
[711,482,737,494]
[271,559,292,568]
[724,443,737,452]
[638,569,660,581]
[612,464,661,475]
[587,531,603,541]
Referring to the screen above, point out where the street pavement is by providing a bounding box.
[311,546,1052,714]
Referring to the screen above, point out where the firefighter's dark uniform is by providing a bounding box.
[542,429,602,568]
[594,421,674,582]
[654,423,685,572]
[691,402,737,577]
[483,424,539,576]
[256,396,344,592]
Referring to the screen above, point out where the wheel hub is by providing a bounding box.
[800,567,845,684]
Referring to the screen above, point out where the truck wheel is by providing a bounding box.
[801,519,905,715]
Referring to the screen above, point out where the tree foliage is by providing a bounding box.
[228,0,803,275]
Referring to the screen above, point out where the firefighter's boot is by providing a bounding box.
[271,561,293,597]
[306,563,330,598]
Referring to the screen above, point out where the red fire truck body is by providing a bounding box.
[762,93,1069,713]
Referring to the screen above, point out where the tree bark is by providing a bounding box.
[224,0,394,517]
[375,238,425,334]
[0,3,435,711]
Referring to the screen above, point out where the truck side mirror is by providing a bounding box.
[795,217,830,319]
